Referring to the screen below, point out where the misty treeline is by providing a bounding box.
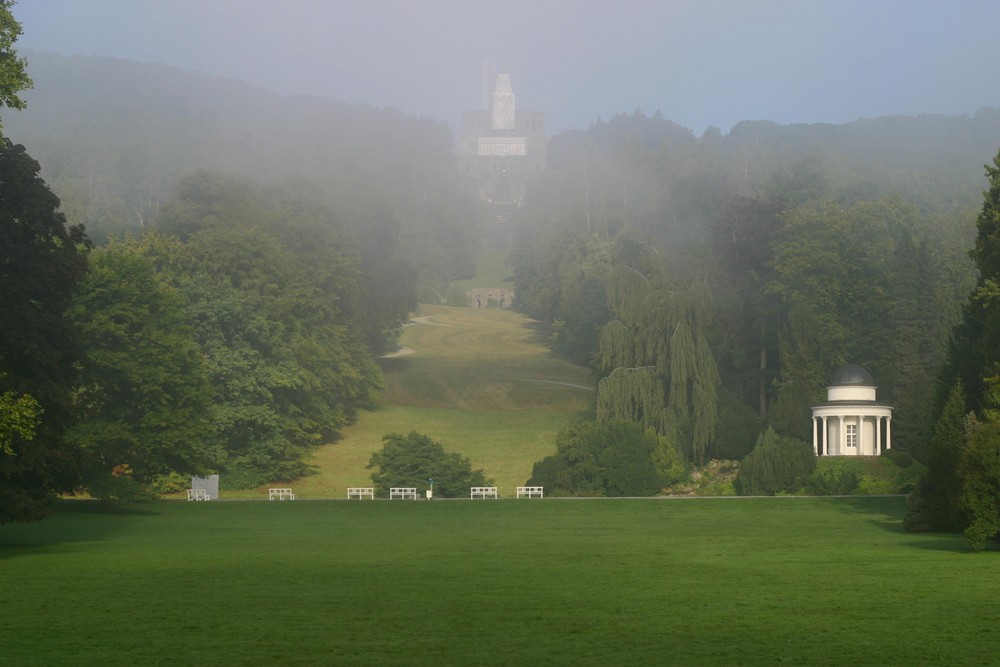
[513,110,1000,483]
[6,50,480,303]
[3,51,483,516]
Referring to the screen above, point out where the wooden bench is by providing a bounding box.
[389,487,417,500]
[516,486,544,499]
[187,488,210,501]
[347,487,374,499]
[268,487,295,501]
[470,486,498,499]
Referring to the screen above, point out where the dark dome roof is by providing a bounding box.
[829,364,874,386]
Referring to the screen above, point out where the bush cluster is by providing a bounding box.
[527,420,675,496]
[734,427,815,496]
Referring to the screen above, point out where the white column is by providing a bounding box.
[886,417,892,450]
[857,414,863,455]
[876,416,882,455]
[821,416,828,456]
[812,416,818,455]
[837,416,844,456]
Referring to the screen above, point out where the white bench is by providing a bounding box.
[516,486,544,498]
[347,487,374,499]
[187,488,210,501]
[268,487,295,501]
[470,486,498,499]
[389,487,417,500]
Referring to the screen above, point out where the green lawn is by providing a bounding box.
[2,497,995,665]
[447,249,514,293]
[276,304,593,499]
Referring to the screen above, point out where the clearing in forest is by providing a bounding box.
[290,304,595,497]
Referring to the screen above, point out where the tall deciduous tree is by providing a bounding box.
[0,139,90,522]
[0,0,30,127]
[0,14,83,520]
[150,175,383,487]
[597,260,719,465]
[711,196,784,421]
[768,199,899,440]
[67,243,214,499]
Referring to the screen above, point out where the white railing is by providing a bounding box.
[347,487,374,499]
[389,487,418,500]
[470,486,498,499]
[187,488,210,501]
[516,486,544,499]
[268,487,295,501]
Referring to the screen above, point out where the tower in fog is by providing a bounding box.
[457,60,546,215]
[492,72,515,130]
[481,59,501,111]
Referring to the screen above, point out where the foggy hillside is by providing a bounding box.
[4,50,480,303]
[5,51,463,238]
[6,49,1000,251]
[551,109,1000,215]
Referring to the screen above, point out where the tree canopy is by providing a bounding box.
[367,431,489,498]
[909,148,1000,547]
[527,420,681,496]
[144,175,384,488]
[0,139,90,522]
[0,0,30,123]
[515,112,979,467]
[67,242,214,500]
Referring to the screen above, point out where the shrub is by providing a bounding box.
[882,448,913,468]
[367,431,489,498]
[856,475,896,495]
[695,479,737,496]
[527,420,665,496]
[82,465,156,504]
[804,460,860,496]
[905,380,968,532]
[734,427,816,496]
[960,418,1000,550]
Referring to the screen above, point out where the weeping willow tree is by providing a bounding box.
[597,264,719,465]
[597,366,666,432]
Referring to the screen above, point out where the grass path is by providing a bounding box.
[285,304,594,498]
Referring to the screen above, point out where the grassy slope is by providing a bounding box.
[2,497,996,665]
[287,304,594,498]
[447,249,514,292]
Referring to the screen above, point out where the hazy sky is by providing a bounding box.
[14,0,1000,136]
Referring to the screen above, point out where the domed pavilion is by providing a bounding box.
[810,365,893,456]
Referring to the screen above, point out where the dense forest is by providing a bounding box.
[514,110,997,463]
[3,44,1000,544]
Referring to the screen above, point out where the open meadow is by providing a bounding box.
[2,496,996,666]
[281,303,594,499]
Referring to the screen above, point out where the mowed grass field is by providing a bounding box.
[286,303,594,498]
[3,497,997,666]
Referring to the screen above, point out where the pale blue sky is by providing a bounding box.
[13,0,1000,135]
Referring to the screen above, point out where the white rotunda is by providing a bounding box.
[811,365,893,456]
